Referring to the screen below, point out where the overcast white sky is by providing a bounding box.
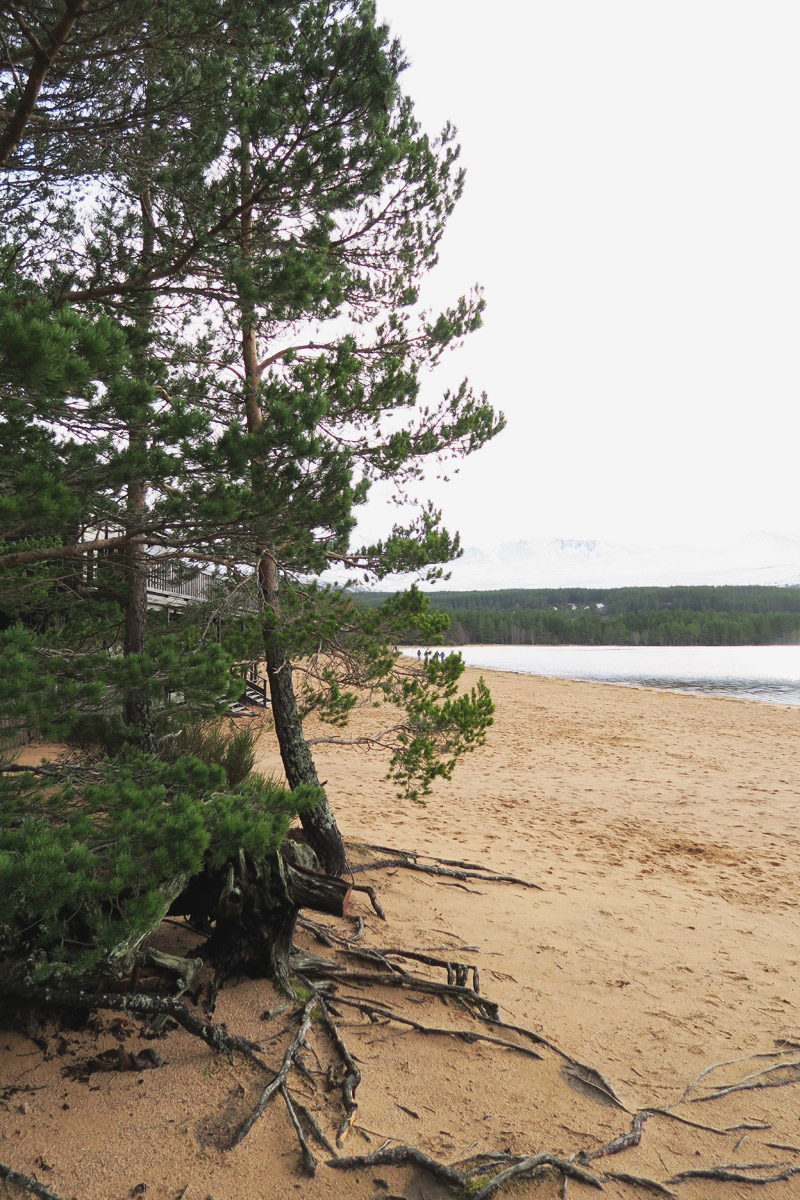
[360,1,800,552]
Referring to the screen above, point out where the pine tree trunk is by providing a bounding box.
[121,185,156,751]
[260,556,348,876]
[122,507,154,750]
[237,136,347,876]
[187,850,351,993]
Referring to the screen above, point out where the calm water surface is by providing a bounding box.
[426,645,800,706]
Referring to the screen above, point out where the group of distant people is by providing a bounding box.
[417,649,447,662]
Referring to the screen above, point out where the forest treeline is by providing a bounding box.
[357,586,800,646]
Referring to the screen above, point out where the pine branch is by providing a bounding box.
[0,0,89,166]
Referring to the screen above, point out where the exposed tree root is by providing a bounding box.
[344,943,482,990]
[326,1142,468,1188]
[279,1084,316,1175]
[326,1143,604,1195]
[577,1111,647,1161]
[308,967,500,1020]
[642,1109,771,1137]
[0,1163,75,1200]
[5,869,800,1198]
[226,983,363,1162]
[473,1152,604,1197]
[569,1114,678,1195]
[230,994,317,1146]
[667,1164,800,1185]
[289,1094,338,1157]
[680,1049,796,1103]
[289,929,499,1021]
[321,992,545,1061]
[692,1059,800,1103]
[348,841,541,888]
[315,994,361,1147]
[0,982,265,1067]
[300,916,481,982]
[599,1170,677,1197]
[347,881,386,919]
[6,968,799,1200]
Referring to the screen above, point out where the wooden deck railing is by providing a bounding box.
[146,560,216,605]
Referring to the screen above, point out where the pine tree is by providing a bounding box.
[2,2,504,983]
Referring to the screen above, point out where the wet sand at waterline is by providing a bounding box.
[3,668,800,1199]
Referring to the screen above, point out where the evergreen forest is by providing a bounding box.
[358,586,800,646]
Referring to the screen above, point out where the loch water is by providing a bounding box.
[420,644,800,706]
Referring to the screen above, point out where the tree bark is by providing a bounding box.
[121,477,154,745]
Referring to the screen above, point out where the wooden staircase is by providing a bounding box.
[228,665,271,715]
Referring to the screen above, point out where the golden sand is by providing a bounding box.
[3,667,799,1199]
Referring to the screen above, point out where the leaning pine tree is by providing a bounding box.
[162,3,505,873]
[0,0,504,988]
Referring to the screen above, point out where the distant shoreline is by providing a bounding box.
[402,643,800,707]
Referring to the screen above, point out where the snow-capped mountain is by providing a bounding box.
[420,532,800,590]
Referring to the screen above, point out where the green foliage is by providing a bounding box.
[2,0,503,588]
[0,623,242,759]
[1,1,502,870]
[271,584,494,799]
[0,750,307,985]
[463,1175,495,1197]
[0,292,128,414]
[157,719,259,788]
[388,660,495,802]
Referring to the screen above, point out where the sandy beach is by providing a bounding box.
[3,665,800,1199]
